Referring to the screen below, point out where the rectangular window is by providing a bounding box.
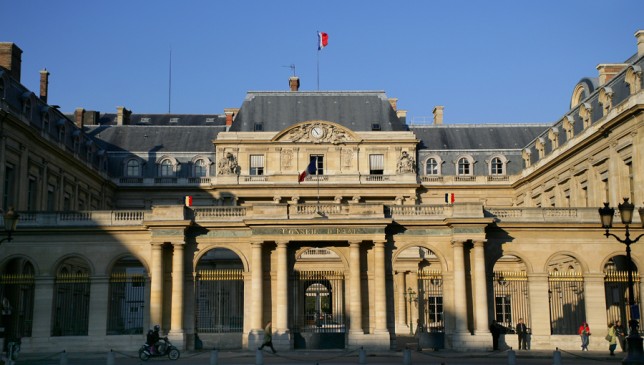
[250,155,265,176]
[47,184,56,211]
[428,296,443,327]
[369,154,384,175]
[254,123,264,131]
[63,193,71,211]
[3,164,15,210]
[495,295,512,324]
[27,176,38,211]
[310,155,324,175]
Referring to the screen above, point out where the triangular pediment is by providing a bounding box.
[273,121,360,144]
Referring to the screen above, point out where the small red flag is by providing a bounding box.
[318,32,328,50]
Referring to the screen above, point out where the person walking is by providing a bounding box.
[516,318,528,350]
[578,321,591,351]
[258,321,276,354]
[614,319,627,352]
[607,322,617,356]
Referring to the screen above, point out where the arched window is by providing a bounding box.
[125,159,140,177]
[491,157,504,175]
[425,158,439,175]
[457,157,471,175]
[194,159,207,177]
[0,78,5,99]
[159,159,174,177]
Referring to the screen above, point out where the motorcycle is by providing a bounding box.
[139,336,180,361]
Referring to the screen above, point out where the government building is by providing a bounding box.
[1,30,643,353]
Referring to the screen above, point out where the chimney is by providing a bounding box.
[388,98,398,111]
[40,68,50,103]
[116,106,131,125]
[433,106,444,125]
[224,108,238,130]
[74,108,85,128]
[396,110,407,124]
[597,64,628,85]
[289,76,300,91]
[636,30,644,58]
[0,43,23,82]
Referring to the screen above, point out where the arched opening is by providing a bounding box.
[106,255,147,335]
[604,256,640,328]
[52,256,91,336]
[195,248,244,334]
[491,255,530,333]
[547,254,585,335]
[0,258,35,342]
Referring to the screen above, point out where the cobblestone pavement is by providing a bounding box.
[12,348,625,365]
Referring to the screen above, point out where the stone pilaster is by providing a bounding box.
[169,241,185,343]
[150,242,164,327]
[451,240,469,334]
[273,241,291,349]
[248,241,264,348]
[348,241,363,334]
[373,241,388,334]
[87,276,109,337]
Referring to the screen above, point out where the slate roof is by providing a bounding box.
[229,91,407,132]
[410,124,550,150]
[82,113,227,126]
[84,125,223,152]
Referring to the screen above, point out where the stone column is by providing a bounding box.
[87,276,109,336]
[251,242,264,329]
[452,240,469,333]
[170,241,185,337]
[17,145,28,210]
[395,272,406,330]
[374,241,387,333]
[527,273,550,336]
[349,241,363,334]
[0,136,5,205]
[274,242,288,331]
[150,242,164,327]
[472,240,490,334]
[584,273,609,337]
[30,276,55,339]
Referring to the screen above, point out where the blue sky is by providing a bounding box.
[2,1,643,124]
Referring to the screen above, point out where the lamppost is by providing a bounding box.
[0,207,19,244]
[404,287,417,335]
[599,198,644,365]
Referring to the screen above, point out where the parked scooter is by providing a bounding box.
[139,336,180,361]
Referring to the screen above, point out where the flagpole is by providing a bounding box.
[316,156,320,213]
[317,31,320,91]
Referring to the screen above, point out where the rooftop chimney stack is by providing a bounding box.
[40,68,50,103]
[636,30,644,58]
[0,42,23,82]
[116,106,131,126]
[224,108,238,131]
[388,98,398,111]
[289,76,300,92]
[597,64,627,85]
[74,108,85,128]
[433,106,444,125]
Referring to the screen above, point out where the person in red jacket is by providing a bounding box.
[578,321,591,351]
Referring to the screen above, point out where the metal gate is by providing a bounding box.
[0,274,34,339]
[195,269,244,333]
[52,273,90,336]
[548,271,585,334]
[417,270,444,333]
[291,270,345,349]
[605,270,641,329]
[106,272,146,335]
[492,271,530,332]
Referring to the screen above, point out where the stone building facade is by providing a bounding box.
[0,30,643,353]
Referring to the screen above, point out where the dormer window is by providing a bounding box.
[254,123,264,131]
[125,159,141,177]
[425,157,441,175]
[159,159,174,177]
[457,157,472,175]
[23,96,32,118]
[194,159,208,177]
[371,123,381,131]
[489,156,506,176]
[0,78,4,99]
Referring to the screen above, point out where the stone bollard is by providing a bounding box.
[210,349,219,365]
[359,347,366,364]
[402,348,412,365]
[507,347,516,365]
[256,348,264,365]
[552,347,562,365]
[59,350,68,365]
[106,349,115,365]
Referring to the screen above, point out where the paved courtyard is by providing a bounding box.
[13,348,624,365]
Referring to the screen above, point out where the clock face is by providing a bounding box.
[310,126,324,139]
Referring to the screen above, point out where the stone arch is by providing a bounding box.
[272,120,361,144]
[600,252,639,273]
[0,254,40,275]
[293,245,349,272]
[392,242,448,272]
[193,245,249,272]
[51,253,94,276]
[105,252,149,276]
[543,251,588,274]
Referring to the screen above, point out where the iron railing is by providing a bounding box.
[493,271,530,332]
[605,270,641,332]
[0,274,35,338]
[548,271,585,335]
[417,270,444,333]
[52,273,90,336]
[291,271,346,333]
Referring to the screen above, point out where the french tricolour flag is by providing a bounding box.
[318,31,328,50]
[298,159,317,182]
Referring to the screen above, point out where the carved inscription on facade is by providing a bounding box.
[252,227,382,235]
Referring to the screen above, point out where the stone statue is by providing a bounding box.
[217,152,239,175]
[397,151,416,174]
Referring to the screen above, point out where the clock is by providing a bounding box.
[310,126,324,139]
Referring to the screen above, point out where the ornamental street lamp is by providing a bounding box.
[599,198,644,365]
[404,287,417,335]
[0,207,19,245]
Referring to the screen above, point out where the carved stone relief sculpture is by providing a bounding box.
[397,151,416,174]
[217,152,239,175]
